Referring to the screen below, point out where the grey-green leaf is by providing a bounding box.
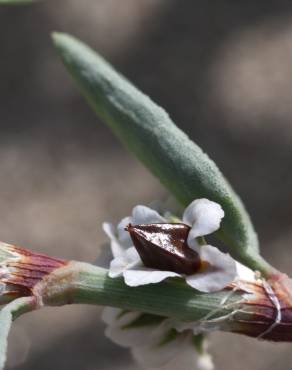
[52,32,272,275]
[0,306,12,370]
[0,298,33,370]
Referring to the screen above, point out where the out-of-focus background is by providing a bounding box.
[1,1,292,369]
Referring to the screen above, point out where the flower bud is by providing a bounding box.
[0,242,67,304]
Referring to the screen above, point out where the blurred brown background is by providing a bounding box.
[1,0,292,369]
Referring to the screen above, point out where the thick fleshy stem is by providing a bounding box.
[34,261,292,342]
[2,243,292,343]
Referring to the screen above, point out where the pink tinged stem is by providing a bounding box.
[0,243,68,304]
[2,243,292,343]
[227,275,292,342]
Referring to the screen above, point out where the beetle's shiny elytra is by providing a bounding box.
[126,223,201,275]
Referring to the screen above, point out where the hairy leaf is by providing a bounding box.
[52,32,272,274]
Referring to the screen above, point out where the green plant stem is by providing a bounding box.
[28,262,292,342]
[40,262,241,321]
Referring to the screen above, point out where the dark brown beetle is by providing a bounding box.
[126,223,201,275]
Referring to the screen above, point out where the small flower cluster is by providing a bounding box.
[102,307,214,370]
[103,198,241,292]
[102,198,256,369]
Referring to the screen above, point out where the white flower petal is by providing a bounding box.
[182,199,224,241]
[157,343,214,370]
[101,307,140,327]
[132,205,166,225]
[185,231,200,250]
[102,222,126,258]
[132,331,187,368]
[235,261,256,282]
[123,268,180,287]
[117,216,133,249]
[94,241,113,268]
[102,309,167,349]
[109,247,142,278]
[186,245,237,292]
[109,255,129,278]
[105,322,155,348]
[197,352,214,370]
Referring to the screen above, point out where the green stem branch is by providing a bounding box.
[38,262,292,342]
[40,262,240,322]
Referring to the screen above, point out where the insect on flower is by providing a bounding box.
[125,223,201,275]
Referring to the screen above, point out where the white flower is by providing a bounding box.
[101,200,257,368]
[103,198,237,293]
[182,199,224,249]
[101,307,214,370]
